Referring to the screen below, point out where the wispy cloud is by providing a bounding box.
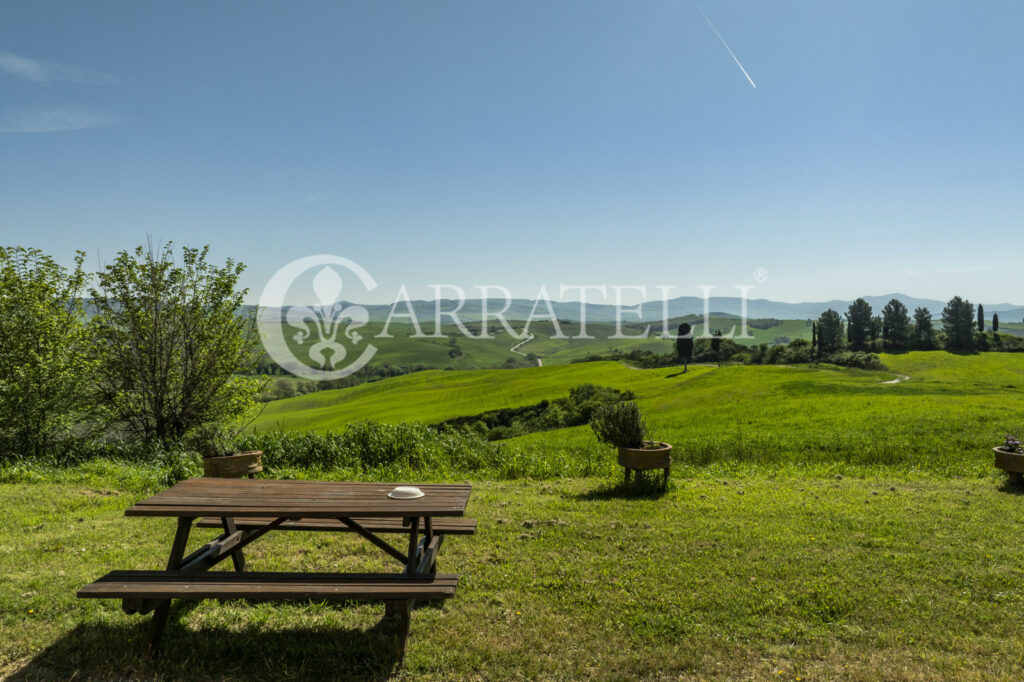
[0,106,120,133]
[0,52,117,85]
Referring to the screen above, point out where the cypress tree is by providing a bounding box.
[675,322,693,372]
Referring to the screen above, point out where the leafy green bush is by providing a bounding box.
[238,422,499,473]
[185,424,235,458]
[0,247,93,458]
[590,401,648,449]
[823,351,885,370]
[436,384,633,441]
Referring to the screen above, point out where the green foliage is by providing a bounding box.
[185,423,236,458]
[942,296,976,351]
[709,328,724,366]
[0,247,94,458]
[782,338,812,363]
[881,298,911,349]
[675,322,693,366]
[89,243,264,443]
[437,384,633,440]
[159,450,203,485]
[912,307,936,350]
[237,422,499,475]
[845,298,873,351]
[816,309,844,355]
[746,339,882,370]
[590,401,648,449]
[993,313,999,332]
[978,303,985,332]
[821,351,885,370]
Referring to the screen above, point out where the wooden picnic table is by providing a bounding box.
[78,477,475,658]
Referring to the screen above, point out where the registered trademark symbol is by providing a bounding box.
[754,268,768,283]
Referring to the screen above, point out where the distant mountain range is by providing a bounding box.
[259,294,1024,324]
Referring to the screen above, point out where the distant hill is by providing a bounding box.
[259,293,1024,324]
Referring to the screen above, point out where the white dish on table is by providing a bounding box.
[388,486,425,499]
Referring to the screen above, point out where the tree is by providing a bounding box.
[978,304,985,332]
[993,313,999,333]
[941,296,975,351]
[869,315,882,344]
[816,309,844,355]
[89,243,264,443]
[0,247,93,457]
[675,322,693,372]
[845,298,873,350]
[881,298,912,349]
[710,329,723,367]
[912,307,936,350]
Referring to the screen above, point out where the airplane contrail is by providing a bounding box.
[693,0,757,89]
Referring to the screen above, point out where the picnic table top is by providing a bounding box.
[124,478,472,519]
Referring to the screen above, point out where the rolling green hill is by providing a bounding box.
[260,316,814,373]
[250,351,1024,473]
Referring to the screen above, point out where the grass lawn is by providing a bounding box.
[4,468,1024,680]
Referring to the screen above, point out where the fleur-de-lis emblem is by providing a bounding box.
[285,266,369,369]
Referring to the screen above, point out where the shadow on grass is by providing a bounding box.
[572,476,671,501]
[7,602,405,681]
[996,474,1024,496]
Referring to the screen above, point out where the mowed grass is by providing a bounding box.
[4,470,1024,680]
[251,352,1024,476]
[252,362,714,431]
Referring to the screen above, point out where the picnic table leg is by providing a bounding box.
[221,517,247,571]
[384,599,412,660]
[424,517,437,573]
[146,517,193,656]
[404,517,420,575]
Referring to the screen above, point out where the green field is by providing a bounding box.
[260,317,814,372]
[4,467,1024,680]
[6,351,1024,678]
[251,352,1024,476]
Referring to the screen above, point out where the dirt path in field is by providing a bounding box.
[510,333,542,366]
[881,373,910,384]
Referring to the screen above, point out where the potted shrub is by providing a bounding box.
[994,434,1024,485]
[590,401,672,488]
[188,424,263,479]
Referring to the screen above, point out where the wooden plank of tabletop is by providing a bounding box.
[125,479,472,518]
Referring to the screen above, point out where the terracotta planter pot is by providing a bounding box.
[994,447,1024,483]
[617,441,672,488]
[203,451,263,478]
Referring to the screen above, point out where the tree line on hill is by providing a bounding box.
[577,296,1023,371]
[809,296,1021,355]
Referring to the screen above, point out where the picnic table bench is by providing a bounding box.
[78,478,475,659]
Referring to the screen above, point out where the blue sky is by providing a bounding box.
[1,1,1022,305]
